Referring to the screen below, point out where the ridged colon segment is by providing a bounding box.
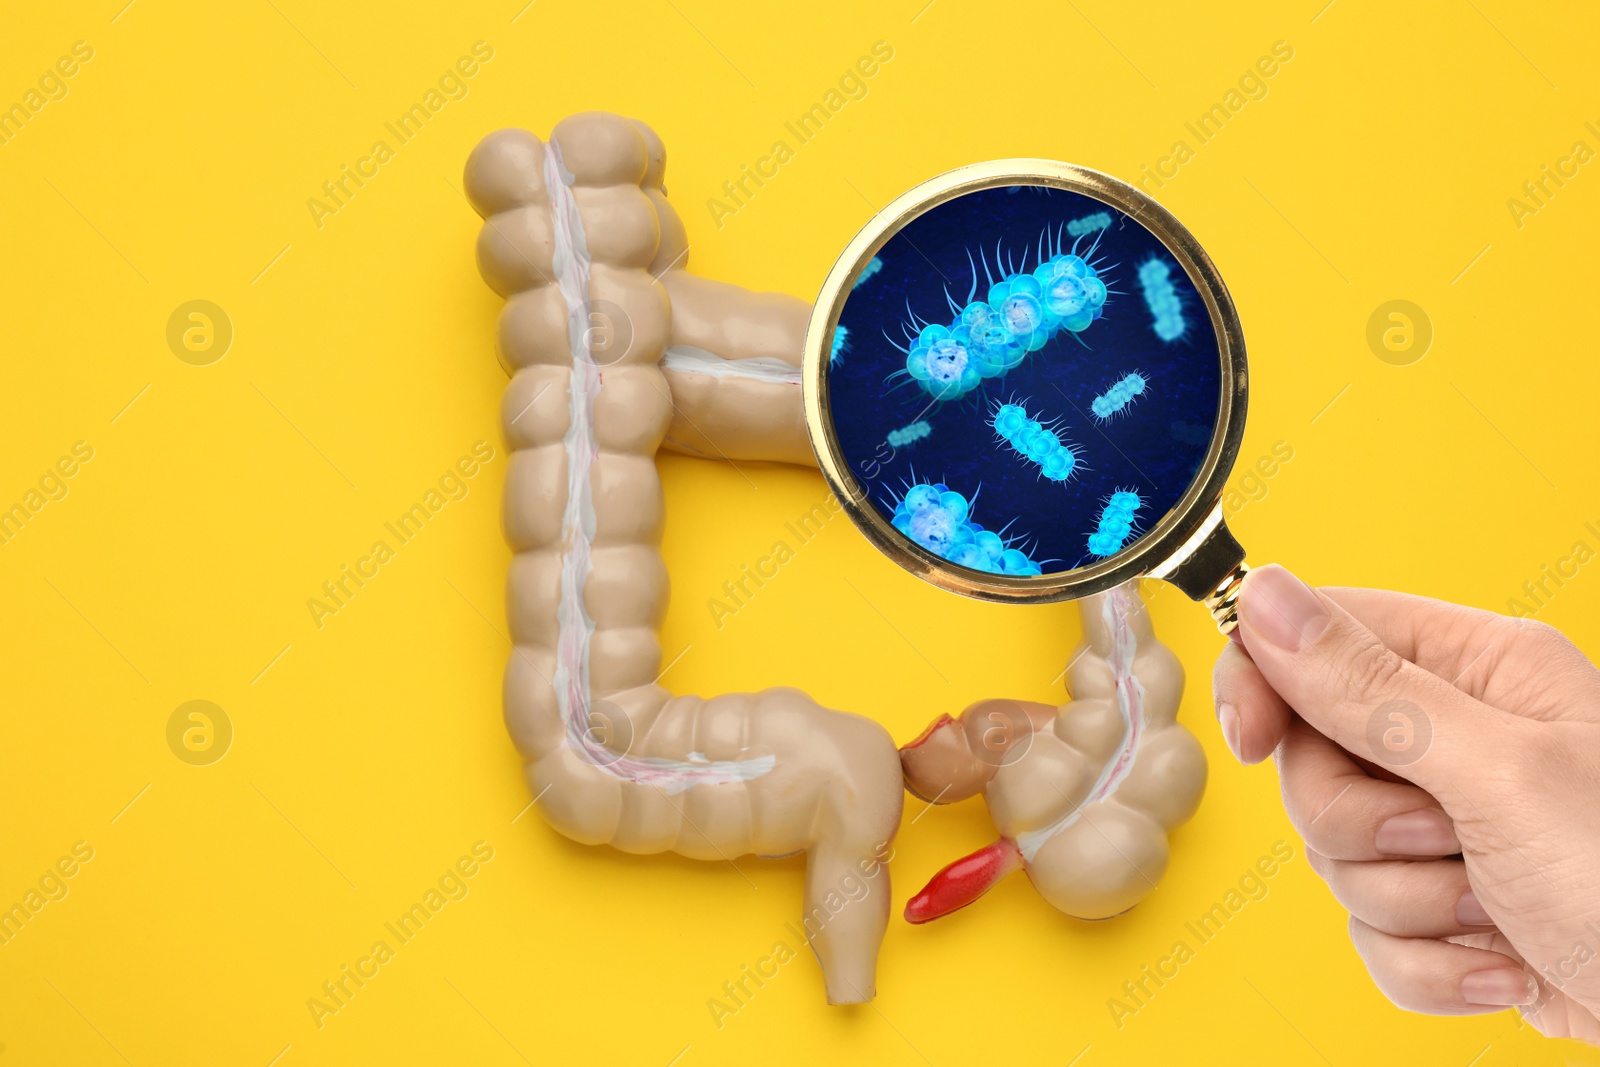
[899,583,1206,922]
[465,113,902,1003]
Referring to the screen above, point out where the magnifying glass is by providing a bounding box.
[802,160,1251,632]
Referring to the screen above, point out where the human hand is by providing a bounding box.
[1212,564,1600,1042]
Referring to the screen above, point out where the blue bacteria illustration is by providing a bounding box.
[1067,211,1112,238]
[991,402,1078,482]
[890,481,1043,576]
[854,256,884,289]
[1138,258,1187,342]
[1087,490,1142,558]
[1090,372,1147,421]
[890,228,1114,403]
[887,420,932,448]
[826,183,1225,575]
[831,324,850,366]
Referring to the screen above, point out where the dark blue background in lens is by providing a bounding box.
[828,184,1221,575]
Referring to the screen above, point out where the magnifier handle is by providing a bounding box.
[1203,561,1250,635]
[1158,517,1250,635]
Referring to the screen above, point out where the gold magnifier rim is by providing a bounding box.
[801,158,1248,605]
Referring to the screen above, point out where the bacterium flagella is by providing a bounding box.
[827,183,1223,575]
[1088,491,1142,558]
[890,481,1043,576]
[1091,372,1147,420]
[992,402,1078,482]
[1138,258,1187,342]
[892,227,1113,402]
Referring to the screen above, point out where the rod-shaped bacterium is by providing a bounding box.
[887,420,932,448]
[1088,490,1142,557]
[991,402,1078,482]
[1091,372,1147,420]
[1067,211,1112,237]
[854,256,884,289]
[1138,258,1186,342]
[895,228,1113,402]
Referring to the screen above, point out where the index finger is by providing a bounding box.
[1236,565,1526,797]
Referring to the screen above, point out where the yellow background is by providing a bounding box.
[3,0,1598,1063]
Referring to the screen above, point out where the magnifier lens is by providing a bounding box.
[820,177,1227,589]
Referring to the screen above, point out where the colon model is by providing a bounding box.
[464,112,902,1004]
[900,583,1207,922]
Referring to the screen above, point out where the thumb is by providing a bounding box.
[1236,564,1517,795]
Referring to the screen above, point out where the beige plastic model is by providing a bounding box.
[463,113,902,1004]
[900,583,1206,922]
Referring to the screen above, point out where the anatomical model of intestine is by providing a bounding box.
[463,113,904,1004]
[464,111,1210,999]
[900,583,1206,922]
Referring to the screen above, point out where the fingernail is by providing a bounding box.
[1218,702,1241,761]
[1374,809,1459,856]
[1461,968,1536,1006]
[1456,890,1493,926]
[1240,565,1330,652]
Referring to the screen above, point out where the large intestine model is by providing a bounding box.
[462,110,1205,1000]
[900,584,1207,923]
